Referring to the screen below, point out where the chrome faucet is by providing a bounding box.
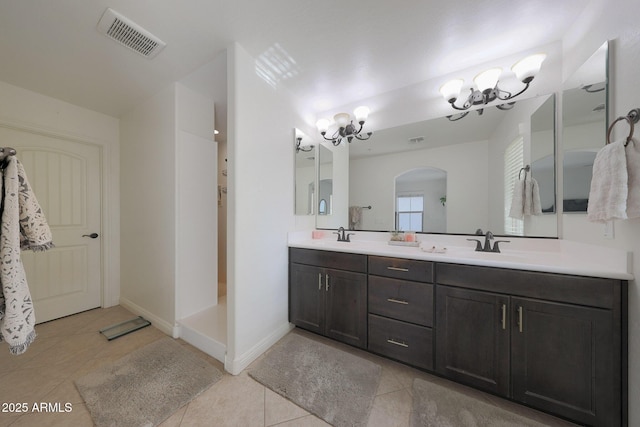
[467,230,510,253]
[334,227,354,242]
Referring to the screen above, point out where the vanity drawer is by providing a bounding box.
[369,276,433,327]
[290,248,367,273]
[369,256,433,282]
[368,314,433,370]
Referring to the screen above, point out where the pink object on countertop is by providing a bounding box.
[312,230,324,239]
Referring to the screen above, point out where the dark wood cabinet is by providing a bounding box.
[289,248,368,348]
[435,286,510,396]
[511,297,615,427]
[436,263,626,427]
[288,248,627,426]
[367,256,434,369]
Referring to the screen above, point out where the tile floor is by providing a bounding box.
[0,306,577,426]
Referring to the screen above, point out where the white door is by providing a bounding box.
[0,126,102,323]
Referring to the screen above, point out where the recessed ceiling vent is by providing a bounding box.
[408,136,425,144]
[97,8,166,59]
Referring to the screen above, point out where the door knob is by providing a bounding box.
[82,233,99,239]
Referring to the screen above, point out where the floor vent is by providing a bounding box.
[99,316,151,340]
[97,8,166,59]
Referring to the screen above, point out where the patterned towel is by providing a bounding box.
[0,157,54,355]
[16,160,54,251]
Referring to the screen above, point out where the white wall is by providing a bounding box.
[350,141,488,233]
[175,83,217,319]
[0,80,120,308]
[562,1,640,424]
[225,43,298,374]
[120,84,177,333]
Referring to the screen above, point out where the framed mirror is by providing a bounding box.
[294,129,316,215]
[561,41,608,213]
[326,93,557,237]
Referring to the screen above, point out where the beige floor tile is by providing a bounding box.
[264,388,310,426]
[180,371,265,427]
[272,414,332,426]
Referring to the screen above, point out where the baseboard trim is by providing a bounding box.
[119,297,180,338]
[178,323,226,363]
[224,322,294,375]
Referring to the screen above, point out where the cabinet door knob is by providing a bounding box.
[318,273,322,291]
[325,274,329,291]
[501,304,507,330]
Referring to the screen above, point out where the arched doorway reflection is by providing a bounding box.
[395,167,447,232]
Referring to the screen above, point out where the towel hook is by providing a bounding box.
[518,165,530,180]
[606,108,639,147]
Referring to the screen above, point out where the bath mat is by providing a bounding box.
[249,333,381,427]
[75,337,222,427]
[411,377,548,427]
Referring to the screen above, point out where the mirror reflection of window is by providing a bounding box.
[318,179,332,215]
[395,167,446,233]
[396,195,424,232]
[504,136,525,236]
[319,199,327,215]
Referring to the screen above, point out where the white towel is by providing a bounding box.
[626,139,640,219]
[587,140,628,222]
[509,177,542,219]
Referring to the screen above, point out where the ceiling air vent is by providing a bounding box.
[97,8,166,59]
[408,136,425,144]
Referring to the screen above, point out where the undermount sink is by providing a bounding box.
[445,249,533,263]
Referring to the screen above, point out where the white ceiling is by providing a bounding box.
[0,0,589,118]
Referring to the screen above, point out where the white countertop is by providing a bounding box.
[288,231,634,281]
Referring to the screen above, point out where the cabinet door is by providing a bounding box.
[290,263,325,334]
[325,268,368,349]
[435,286,510,396]
[511,298,616,427]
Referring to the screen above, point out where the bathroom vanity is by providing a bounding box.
[288,235,630,427]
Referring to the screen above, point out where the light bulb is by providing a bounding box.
[333,113,350,128]
[353,106,370,123]
[512,53,547,83]
[439,79,464,103]
[474,68,502,92]
[316,118,330,134]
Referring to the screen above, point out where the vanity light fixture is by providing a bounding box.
[440,54,547,120]
[295,136,314,153]
[316,106,373,146]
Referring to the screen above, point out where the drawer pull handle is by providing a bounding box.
[517,306,523,333]
[387,298,409,305]
[387,338,409,348]
[387,266,409,272]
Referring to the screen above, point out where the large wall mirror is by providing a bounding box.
[323,94,557,237]
[294,129,316,215]
[561,41,608,213]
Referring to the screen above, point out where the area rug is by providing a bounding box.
[411,377,548,427]
[75,337,223,427]
[249,333,381,427]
